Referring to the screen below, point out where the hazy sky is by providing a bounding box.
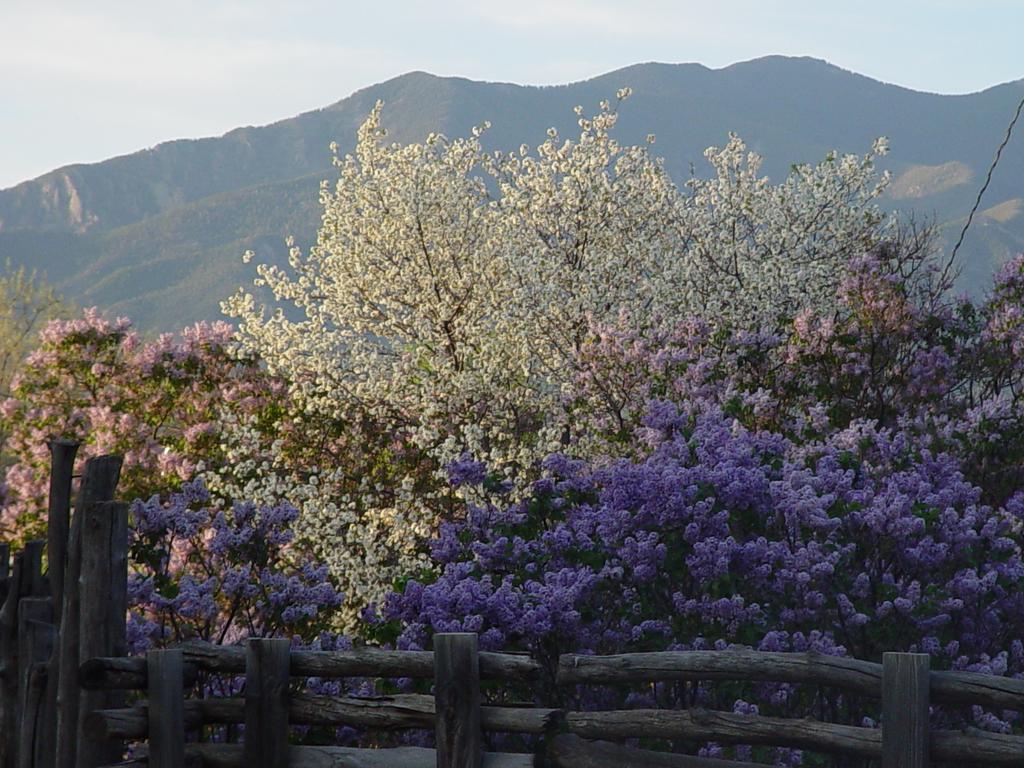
[2,0,1023,188]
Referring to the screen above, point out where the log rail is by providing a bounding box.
[557,648,1024,711]
[76,639,1024,768]
[80,638,542,689]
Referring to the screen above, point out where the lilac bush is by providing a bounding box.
[127,478,343,651]
[372,251,1024,762]
[385,403,1024,656]
[0,309,278,541]
[124,480,426,747]
[375,402,1024,754]
[567,250,1024,500]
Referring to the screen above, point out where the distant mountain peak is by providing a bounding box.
[2,57,1022,329]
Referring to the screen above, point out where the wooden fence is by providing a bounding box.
[82,634,544,767]
[1,442,125,768]
[5,443,1024,766]
[75,637,1024,768]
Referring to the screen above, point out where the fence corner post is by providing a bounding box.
[245,637,291,768]
[148,648,185,768]
[882,651,930,768]
[434,632,482,768]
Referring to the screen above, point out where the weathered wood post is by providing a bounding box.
[147,649,185,768]
[0,543,9,605]
[27,664,52,768]
[17,598,55,768]
[46,439,80,627]
[0,543,44,768]
[0,550,26,768]
[882,651,930,768]
[54,454,122,768]
[38,440,78,768]
[434,632,482,768]
[20,541,46,599]
[18,541,48,761]
[245,638,291,768]
[76,500,129,768]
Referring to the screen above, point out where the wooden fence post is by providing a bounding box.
[17,598,55,768]
[434,632,482,768]
[46,439,80,628]
[14,542,48,768]
[54,454,122,768]
[0,543,10,604]
[245,638,291,768]
[76,500,129,768]
[882,651,930,768]
[148,649,185,768]
[0,539,46,767]
[0,551,26,768]
[21,541,46,599]
[35,440,79,768]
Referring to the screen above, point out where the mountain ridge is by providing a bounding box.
[2,56,1023,329]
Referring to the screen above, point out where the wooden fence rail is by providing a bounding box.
[79,637,1024,768]
[79,638,542,686]
[5,442,1024,767]
[557,648,1024,710]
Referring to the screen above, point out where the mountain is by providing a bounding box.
[2,57,1023,329]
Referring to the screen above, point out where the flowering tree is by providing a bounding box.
[0,309,277,540]
[224,96,895,620]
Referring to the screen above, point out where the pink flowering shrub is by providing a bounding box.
[0,308,278,540]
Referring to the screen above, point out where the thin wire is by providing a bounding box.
[943,92,1024,283]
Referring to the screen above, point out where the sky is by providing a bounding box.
[2,0,1023,189]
